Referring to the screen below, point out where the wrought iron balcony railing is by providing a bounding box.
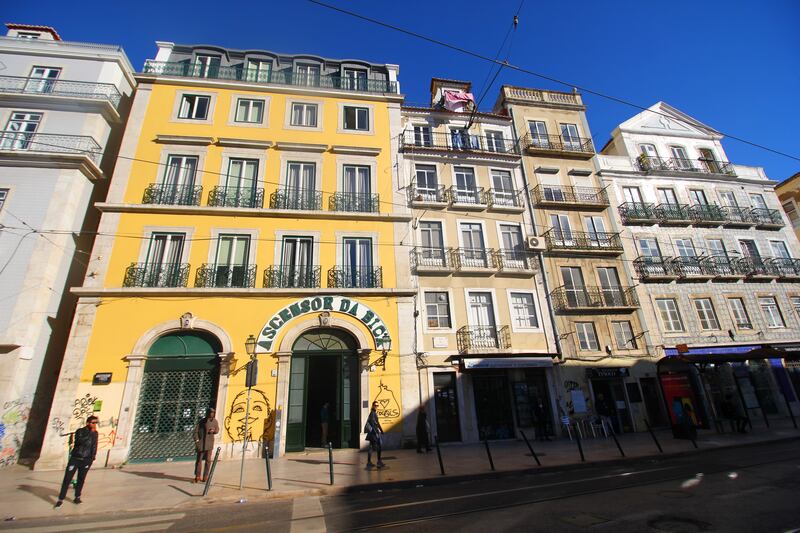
[721,206,754,226]
[735,257,778,278]
[410,247,451,270]
[407,181,447,204]
[532,185,609,208]
[142,183,202,206]
[207,186,264,208]
[543,230,623,253]
[269,188,322,211]
[672,256,716,278]
[704,256,746,278]
[750,208,784,228]
[550,285,639,312]
[618,202,658,224]
[399,130,520,155]
[195,263,256,288]
[327,266,383,288]
[263,265,321,288]
[634,256,680,280]
[636,155,736,176]
[123,262,190,288]
[769,258,800,279]
[142,60,398,94]
[520,132,594,154]
[493,249,535,272]
[457,325,511,352]
[0,75,122,106]
[447,186,487,207]
[689,204,726,225]
[451,247,494,269]
[0,131,102,164]
[329,192,380,213]
[654,203,692,224]
[487,188,524,209]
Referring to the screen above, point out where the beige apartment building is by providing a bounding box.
[776,172,800,242]
[495,87,660,435]
[400,79,558,443]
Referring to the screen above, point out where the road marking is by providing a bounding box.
[290,496,326,533]
[9,513,185,533]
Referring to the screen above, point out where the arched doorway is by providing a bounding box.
[285,329,359,452]
[128,331,221,462]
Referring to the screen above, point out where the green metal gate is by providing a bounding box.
[128,332,220,462]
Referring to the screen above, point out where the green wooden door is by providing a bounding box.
[285,355,307,452]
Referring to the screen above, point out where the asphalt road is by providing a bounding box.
[2,439,799,533]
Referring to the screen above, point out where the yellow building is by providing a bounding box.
[37,42,414,469]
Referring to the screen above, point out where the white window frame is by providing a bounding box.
[656,298,685,333]
[290,102,318,127]
[339,103,374,134]
[0,188,8,212]
[612,321,637,350]
[171,90,216,124]
[424,291,453,330]
[769,240,791,259]
[485,130,506,152]
[506,290,541,332]
[575,322,599,351]
[284,98,323,131]
[178,94,211,120]
[759,296,785,328]
[727,297,752,330]
[693,298,720,330]
[232,97,266,125]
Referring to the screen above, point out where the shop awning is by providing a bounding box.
[462,357,553,370]
[663,343,800,364]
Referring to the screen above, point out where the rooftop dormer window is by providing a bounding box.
[342,68,367,90]
[193,55,221,78]
[296,64,320,87]
[17,31,41,39]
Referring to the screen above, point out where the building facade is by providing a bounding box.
[0,24,134,467]
[495,87,659,435]
[37,41,413,469]
[598,102,800,431]
[400,79,558,443]
[776,172,800,241]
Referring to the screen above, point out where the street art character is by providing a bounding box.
[224,389,274,443]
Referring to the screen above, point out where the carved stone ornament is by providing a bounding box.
[318,311,331,327]
[180,312,195,329]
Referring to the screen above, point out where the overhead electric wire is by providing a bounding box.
[307,0,800,163]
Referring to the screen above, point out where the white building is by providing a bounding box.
[0,24,134,466]
[597,102,800,433]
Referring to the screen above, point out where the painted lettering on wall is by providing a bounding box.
[257,296,390,352]
[224,389,275,444]
[0,398,31,468]
[563,380,580,392]
[72,394,99,422]
[372,382,400,420]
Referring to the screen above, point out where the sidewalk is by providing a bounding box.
[1,420,797,520]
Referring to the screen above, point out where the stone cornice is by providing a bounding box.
[595,168,777,187]
[274,141,328,153]
[73,287,419,298]
[154,134,214,146]
[329,145,381,156]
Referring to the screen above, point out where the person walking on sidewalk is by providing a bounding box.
[55,415,98,507]
[416,405,431,453]
[364,401,385,469]
[194,407,219,483]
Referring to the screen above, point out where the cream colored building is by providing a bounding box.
[776,172,800,242]
[399,79,558,443]
[495,87,659,435]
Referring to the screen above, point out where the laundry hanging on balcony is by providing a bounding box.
[442,90,475,113]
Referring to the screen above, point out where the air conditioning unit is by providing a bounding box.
[526,236,547,251]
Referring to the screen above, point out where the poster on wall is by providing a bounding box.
[659,373,699,425]
[570,390,587,413]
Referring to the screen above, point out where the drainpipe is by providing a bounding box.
[508,106,562,358]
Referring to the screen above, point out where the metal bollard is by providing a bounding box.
[434,435,445,475]
[644,419,663,454]
[610,430,625,457]
[483,439,495,471]
[575,430,585,462]
[264,444,272,491]
[689,428,698,449]
[327,442,334,486]
[519,430,541,466]
[202,447,221,497]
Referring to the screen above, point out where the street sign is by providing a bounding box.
[245,359,258,388]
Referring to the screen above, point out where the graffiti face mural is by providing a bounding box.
[225,389,274,443]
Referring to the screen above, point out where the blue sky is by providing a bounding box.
[7,0,799,180]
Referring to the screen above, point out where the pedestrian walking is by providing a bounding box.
[194,407,219,483]
[364,401,385,469]
[721,394,748,433]
[320,401,330,446]
[532,397,551,441]
[416,405,431,453]
[55,415,98,507]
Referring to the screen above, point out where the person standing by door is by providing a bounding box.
[55,415,98,507]
[364,401,385,469]
[194,407,219,483]
[320,401,330,446]
[595,393,616,434]
[416,405,431,453]
[533,397,551,441]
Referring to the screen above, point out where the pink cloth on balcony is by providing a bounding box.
[443,90,475,113]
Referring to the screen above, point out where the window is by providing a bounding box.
[213,235,251,287]
[560,123,581,149]
[499,224,525,267]
[290,103,318,127]
[510,293,539,329]
[453,167,478,204]
[234,98,264,123]
[759,297,785,328]
[550,214,572,243]
[543,186,564,202]
[739,239,760,258]
[728,298,752,329]
[144,233,186,287]
[791,297,800,320]
[657,188,678,205]
[528,121,548,147]
[281,237,314,287]
[622,186,643,204]
[638,238,661,258]
[639,143,658,158]
[486,130,506,152]
[178,94,210,119]
[342,68,368,90]
[675,239,696,257]
[656,298,685,332]
[671,146,692,169]
[770,241,791,259]
[612,321,636,350]
[193,55,220,78]
[719,191,738,207]
[342,165,373,212]
[414,165,439,201]
[576,322,599,351]
[283,162,317,209]
[296,64,320,86]
[693,298,720,330]
[560,266,587,307]
[1,112,42,150]
[16,32,41,39]
[220,158,258,207]
[343,106,369,131]
[413,125,432,147]
[0,189,8,212]
[597,267,622,306]
[706,239,727,257]
[584,216,607,246]
[245,59,271,82]
[460,222,487,267]
[420,221,445,266]
[343,237,375,287]
[749,193,768,210]
[425,292,452,329]
[27,66,60,93]
[782,200,799,227]
[490,169,516,206]
[689,189,708,205]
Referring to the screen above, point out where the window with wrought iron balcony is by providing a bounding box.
[123,262,190,288]
[456,325,511,353]
[263,265,322,288]
[532,185,609,209]
[327,265,383,288]
[543,230,623,255]
[195,263,257,288]
[550,285,638,312]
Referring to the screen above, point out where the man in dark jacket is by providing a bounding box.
[194,407,219,482]
[56,415,98,507]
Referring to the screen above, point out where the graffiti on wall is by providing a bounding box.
[372,381,400,420]
[72,394,99,423]
[224,389,275,444]
[0,398,31,468]
[96,417,118,450]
